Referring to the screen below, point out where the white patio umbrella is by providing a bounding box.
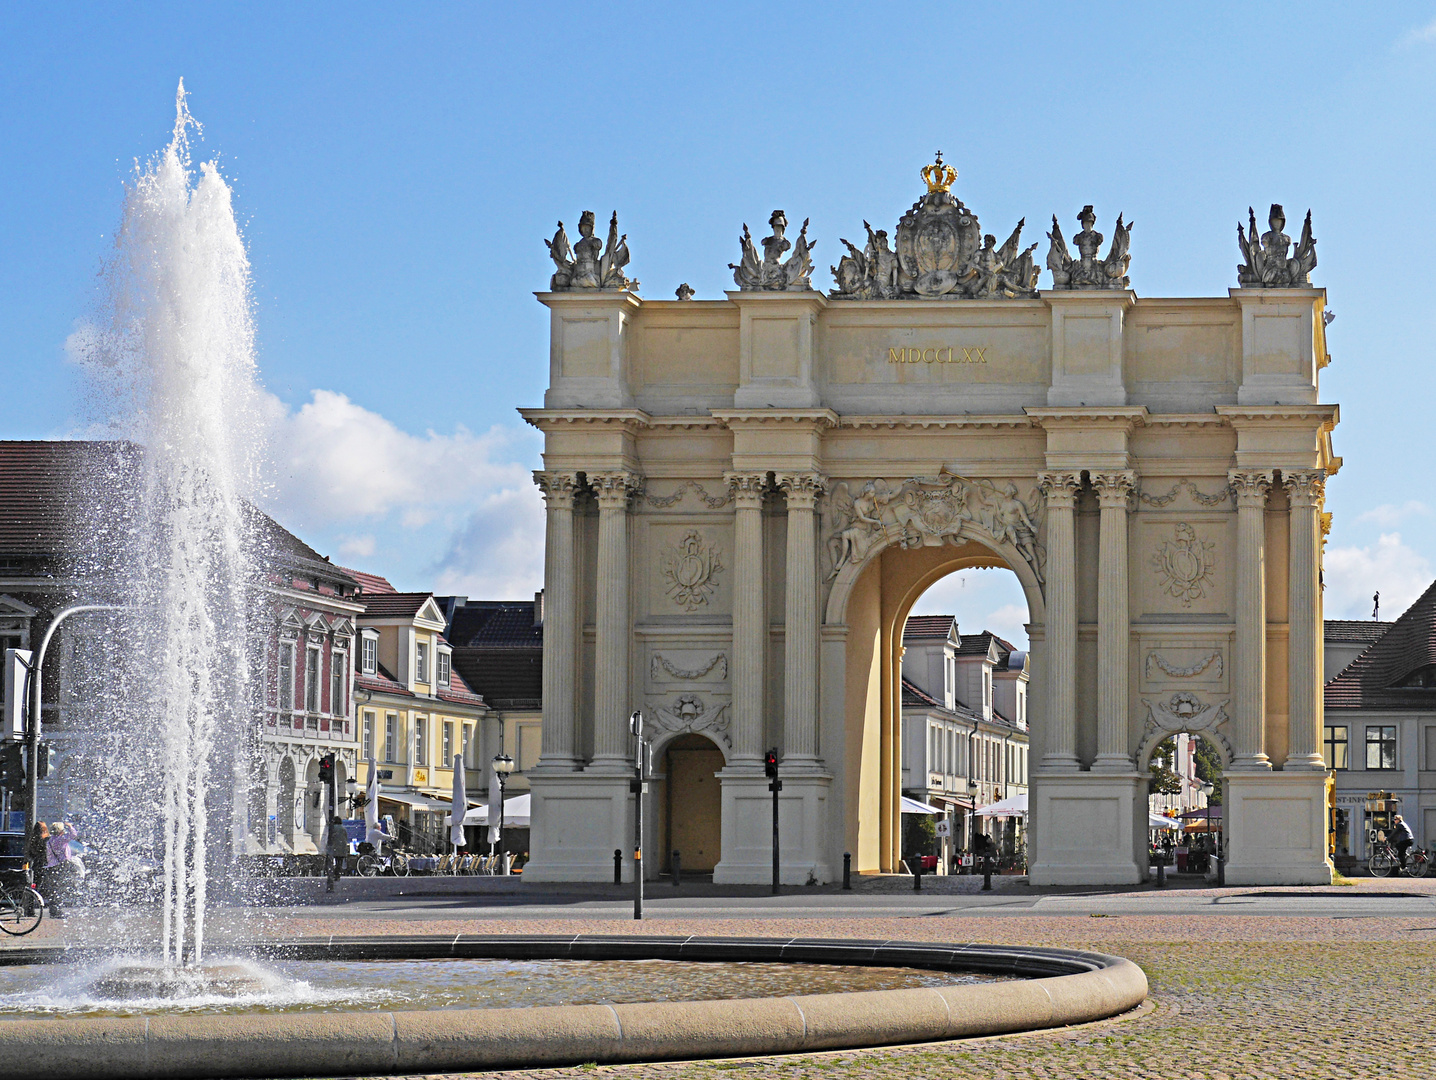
[450,754,467,848]
[974,792,1029,818]
[462,794,531,828]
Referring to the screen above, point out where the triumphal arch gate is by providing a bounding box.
[521,161,1338,886]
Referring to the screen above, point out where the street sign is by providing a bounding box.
[935,820,952,838]
[3,649,31,741]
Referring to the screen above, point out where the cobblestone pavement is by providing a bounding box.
[11,902,1436,1078]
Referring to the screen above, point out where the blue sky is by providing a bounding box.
[3,4,1435,642]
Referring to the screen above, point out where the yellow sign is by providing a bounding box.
[413,769,428,785]
[887,346,989,365]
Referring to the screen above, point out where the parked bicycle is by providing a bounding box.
[1369,839,1430,878]
[0,875,44,936]
[355,843,410,878]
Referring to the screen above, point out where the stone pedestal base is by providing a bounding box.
[713,769,833,885]
[521,771,636,883]
[1224,771,1333,885]
[1028,773,1146,886]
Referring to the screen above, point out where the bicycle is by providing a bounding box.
[356,848,410,877]
[1369,839,1430,878]
[0,880,45,936]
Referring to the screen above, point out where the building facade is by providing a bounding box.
[1324,593,1436,868]
[899,615,1029,857]
[524,159,1340,886]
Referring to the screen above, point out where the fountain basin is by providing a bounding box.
[0,934,1148,1079]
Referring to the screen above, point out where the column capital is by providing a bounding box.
[1227,468,1274,507]
[777,472,828,509]
[725,471,769,508]
[533,470,582,506]
[1091,470,1138,509]
[1282,469,1326,508]
[1038,470,1083,508]
[589,471,644,509]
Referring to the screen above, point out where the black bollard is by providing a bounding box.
[842,851,852,890]
[1156,861,1166,888]
[672,850,681,887]
[613,848,622,885]
[913,862,922,891]
[982,857,993,891]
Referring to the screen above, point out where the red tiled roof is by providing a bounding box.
[903,615,956,639]
[437,664,486,706]
[901,676,946,709]
[339,567,397,595]
[355,660,412,698]
[1326,580,1436,710]
[360,592,434,619]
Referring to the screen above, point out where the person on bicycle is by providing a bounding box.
[325,816,350,892]
[1391,814,1415,872]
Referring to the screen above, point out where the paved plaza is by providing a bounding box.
[10,877,1435,1079]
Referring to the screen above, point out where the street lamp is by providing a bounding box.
[492,753,514,875]
[1197,778,1222,884]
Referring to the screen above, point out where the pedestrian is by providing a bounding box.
[325,815,349,892]
[26,822,48,888]
[44,821,79,918]
[1390,814,1415,872]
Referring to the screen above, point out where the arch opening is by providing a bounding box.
[656,732,725,876]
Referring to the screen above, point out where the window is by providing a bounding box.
[361,635,377,675]
[384,713,398,762]
[415,642,430,683]
[305,647,320,713]
[1324,725,1350,770]
[442,721,453,766]
[362,711,375,759]
[1426,727,1436,772]
[1366,725,1397,770]
[331,652,346,716]
[278,642,294,711]
[437,650,451,687]
[414,716,427,765]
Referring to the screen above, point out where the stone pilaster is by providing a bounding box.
[1228,470,1273,770]
[1092,470,1136,771]
[588,471,643,769]
[1284,470,1327,770]
[534,471,582,770]
[726,472,768,767]
[778,472,827,768]
[1037,470,1083,771]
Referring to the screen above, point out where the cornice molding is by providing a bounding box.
[711,409,840,430]
[838,414,1033,431]
[518,408,652,432]
[1025,406,1149,429]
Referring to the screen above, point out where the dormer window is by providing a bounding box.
[415,642,430,683]
[437,649,451,687]
[1399,664,1436,688]
[360,631,378,675]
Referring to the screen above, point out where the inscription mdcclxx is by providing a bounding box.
[887,346,990,364]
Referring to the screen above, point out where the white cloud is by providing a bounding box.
[1398,17,1436,48]
[337,534,376,559]
[1324,532,1433,620]
[257,388,543,598]
[1353,500,1432,528]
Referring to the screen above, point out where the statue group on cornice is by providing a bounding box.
[541,155,1319,297]
[823,471,1045,584]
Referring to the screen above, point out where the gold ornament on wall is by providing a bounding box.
[662,530,724,611]
[1152,523,1215,606]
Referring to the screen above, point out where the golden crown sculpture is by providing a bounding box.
[921,151,957,194]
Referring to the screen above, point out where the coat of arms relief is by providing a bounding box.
[1151,523,1215,606]
[661,530,724,611]
[823,472,1045,584]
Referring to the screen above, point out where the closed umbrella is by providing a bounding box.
[486,760,503,847]
[450,754,467,849]
[364,756,381,844]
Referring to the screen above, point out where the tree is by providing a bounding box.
[1192,736,1223,805]
[1147,736,1182,796]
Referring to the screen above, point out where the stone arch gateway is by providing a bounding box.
[521,165,1338,886]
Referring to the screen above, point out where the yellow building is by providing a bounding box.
[347,573,489,848]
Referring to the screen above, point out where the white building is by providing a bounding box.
[900,615,1029,861]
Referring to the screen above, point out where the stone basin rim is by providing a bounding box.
[0,935,1149,1080]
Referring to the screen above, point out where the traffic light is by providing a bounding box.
[318,754,335,784]
[764,749,779,779]
[0,744,23,790]
[30,742,50,779]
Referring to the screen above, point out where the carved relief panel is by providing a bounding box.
[641,520,734,617]
[1133,514,1233,616]
[643,643,733,753]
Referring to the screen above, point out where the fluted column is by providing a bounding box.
[1284,470,1327,770]
[1092,471,1136,771]
[726,472,768,767]
[589,471,643,769]
[1038,471,1082,771]
[1228,470,1273,770]
[778,473,826,768]
[534,471,581,769]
